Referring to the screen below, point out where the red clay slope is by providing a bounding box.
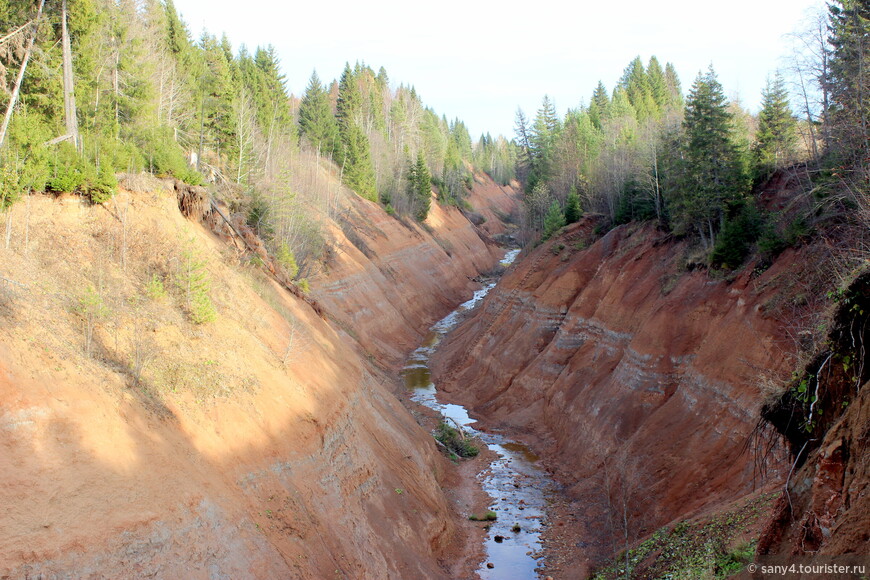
[0,174,518,578]
[313,172,518,368]
[430,218,827,567]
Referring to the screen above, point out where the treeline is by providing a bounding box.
[295,62,515,217]
[517,0,868,270]
[0,0,516,276]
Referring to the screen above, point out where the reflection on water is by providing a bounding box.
[401,247,551,579]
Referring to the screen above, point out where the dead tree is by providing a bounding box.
[0,0,46,149]
[61,0,80,151]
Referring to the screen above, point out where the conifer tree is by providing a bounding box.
[298,71,340,158]
[542,199,566,239]
[409,151,431,220]
[336,63,377,201]
[514,107,532,183]
[826,0,870,165]
[753,73,797,178]
[619,56,656,120]
[564,187,582,223]
[528,95,560,190]
[664,63,683,107]
[199,33,237,168]
[253,46,292,130]
[588,81,610,129]
[647,56,669,112]
[670,67,747,247]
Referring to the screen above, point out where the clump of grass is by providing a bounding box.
[434,421,479,458]
[469,510,497,521]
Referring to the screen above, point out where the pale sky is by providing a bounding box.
[172,0,826,139]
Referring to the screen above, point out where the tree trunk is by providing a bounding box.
[62,0,80,151]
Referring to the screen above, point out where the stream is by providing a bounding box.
[401,249,553,579]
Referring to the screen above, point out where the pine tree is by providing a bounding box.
[753,73,797,178]
[298,70,340,158]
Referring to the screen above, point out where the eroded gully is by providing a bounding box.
[401,249,554,579]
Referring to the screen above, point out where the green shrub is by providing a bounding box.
[710,203,763,269]
[87,165,118,204]
[3,111,51,203]
[714,541,755,577]
[90,133,145,175]
[135,127,202,184]
[47,145,86,193]
[614,180,656,225]
[542,200,566,240]
[434,422,479,458]
[247,194,273,236]
[189,288,217,324]
[469,511,497,521]
[276,242,299,278]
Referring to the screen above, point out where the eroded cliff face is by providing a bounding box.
[0,175,517,578]
[430,219,825,567]
[759,272,870,559]
[313,174,518,368]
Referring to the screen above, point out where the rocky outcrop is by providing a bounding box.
[430,219,827,565]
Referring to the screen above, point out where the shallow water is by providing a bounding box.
[401,247,551,579]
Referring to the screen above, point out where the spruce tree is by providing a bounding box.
[528,95,560,190]
[671,67,747,247]
[298,70,340,158]
[619,56,655,120]
[409,152,431,221]
[826,0,870,165]
[564,187,582,223]
[253,46,292,131]
[753,73,797,179]
[647,56,669,112]
[664,63,684,108]
[542,199,566,239]
[199,33,237,167]
[588,81,610,129]
[336,63,377,201]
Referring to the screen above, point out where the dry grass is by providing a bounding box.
[0,187,275,409]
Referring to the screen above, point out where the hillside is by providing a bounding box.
[0,173,518,578]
